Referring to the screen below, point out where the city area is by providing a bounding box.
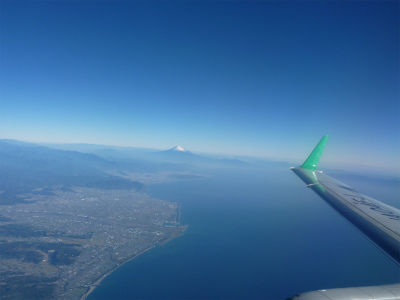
[0,185,187,299]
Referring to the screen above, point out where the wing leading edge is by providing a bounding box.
[290,135,400,265]
[288,136,400,299]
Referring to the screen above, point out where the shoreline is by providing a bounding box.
[79,184,187,300]
[79,227,187,300]
[80,244,157,300]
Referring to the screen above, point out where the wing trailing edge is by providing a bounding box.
[289,136,400,300]
[287,283,400,300]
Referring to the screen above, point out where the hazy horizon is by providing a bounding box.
[1,1,399,174]
[1,137,398,178]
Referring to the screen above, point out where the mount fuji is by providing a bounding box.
[169,146,189,152]
[149,145,208,164]
[154,146,252,167]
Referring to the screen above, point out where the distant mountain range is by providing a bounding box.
[0,139,294,204]
[0,140,145,204]
[37,141,254,166]
[0,138,291,173]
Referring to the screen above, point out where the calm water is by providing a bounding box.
[88,165,400,300]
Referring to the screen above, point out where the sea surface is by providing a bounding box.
[88,165,400,300]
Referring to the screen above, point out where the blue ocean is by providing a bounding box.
[88,165,400,300]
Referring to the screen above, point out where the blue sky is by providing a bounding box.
[1,1,399,173]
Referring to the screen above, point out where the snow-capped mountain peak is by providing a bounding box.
[172,146,186,152]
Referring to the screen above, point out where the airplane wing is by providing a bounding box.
[288,136,400,299]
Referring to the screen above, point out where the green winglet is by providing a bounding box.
[300,135,329,170]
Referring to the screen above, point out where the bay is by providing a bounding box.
[88,165,400,300]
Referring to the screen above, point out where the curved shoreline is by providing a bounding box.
[80,191,187,300]
[80,244,157,300]
[79,228,187,300]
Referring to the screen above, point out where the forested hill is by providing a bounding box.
[0,140,144,205]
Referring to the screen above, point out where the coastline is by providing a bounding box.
[79,186,187,300]
[79,226,187,300]
[80,244,156,300]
